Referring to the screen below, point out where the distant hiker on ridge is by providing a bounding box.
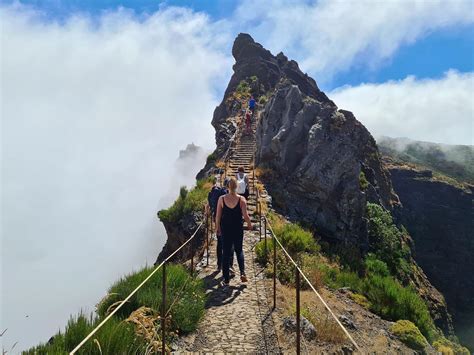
[215,177,252,287]
[248,95,256,113]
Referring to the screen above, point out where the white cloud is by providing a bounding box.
[329,70,474,145]
[1,4,228,351]
[233,0,474,80]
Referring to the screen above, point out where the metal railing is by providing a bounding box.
[70,209,214,355]
[253,162,360,354]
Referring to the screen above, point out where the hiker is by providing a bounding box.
[245,109,252,134]
[215,177,253,286]
[207,177,234,271]
[248,96,256,113]
[236,167,250,200]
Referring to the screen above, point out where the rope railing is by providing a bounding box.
[265,218,361,352]
[70,219,206,355]
[253,153,360,353]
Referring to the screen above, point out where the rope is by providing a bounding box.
[165,276,191,317]
[265,219,361,352]
[70,221,204,355]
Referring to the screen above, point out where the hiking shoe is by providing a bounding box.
[241,274,248,283]
[221,281,230,289]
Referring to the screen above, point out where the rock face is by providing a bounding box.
[385,158,474,347]
[155,210,205,265]
[251,56,398,246]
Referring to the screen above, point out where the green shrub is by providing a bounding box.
[323,268,362,291]
[258,95,267,104]
[159,178,212,224]
[97,264,205,334]
[321,264,434,340]
[236,80,251,97]
[206,152,217,165]
[391,320,428,351]
[363,275,434,340]
[25,313,146,354]
[257,218,318,262]
[276,223,319,258]
[365,254,390,277]
[367,203,412,279]
[255,238,274,264]
[267,249,298,285]
[359,171,369,190]
[433,337,470,355]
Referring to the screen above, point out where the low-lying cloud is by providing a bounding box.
[329,70,474,145]
[1,4,227,351]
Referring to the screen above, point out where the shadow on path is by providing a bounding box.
[201,271,248,308]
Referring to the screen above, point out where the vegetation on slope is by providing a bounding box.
[378,136,474,184]
[391,320,429,351]
[26,264,206,354]
[158,178,213,224]
[366,203,413,281]
[255,211,435,342]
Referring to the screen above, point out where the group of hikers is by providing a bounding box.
[206,96,256,288]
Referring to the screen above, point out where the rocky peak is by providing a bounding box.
[211,33,331,158]
[178,143,202,160]
[230,33,327,101]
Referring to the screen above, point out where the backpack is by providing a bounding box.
[208,186,226,215]
[236,173,247,194]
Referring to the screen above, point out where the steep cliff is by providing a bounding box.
[384,157,474,348]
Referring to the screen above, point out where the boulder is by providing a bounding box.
[283,315,317,340]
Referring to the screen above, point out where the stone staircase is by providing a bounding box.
[225,112,259,221]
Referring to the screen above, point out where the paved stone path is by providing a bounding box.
[178,230,278,354]
[176,110,280,354]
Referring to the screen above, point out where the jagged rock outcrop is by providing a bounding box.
[256,82,399,246]
[155,210,205,265]
[385,158,474,346]
[211,33,331,158]
[179,143,203,160]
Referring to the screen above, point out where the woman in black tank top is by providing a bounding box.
[216,177,252,286]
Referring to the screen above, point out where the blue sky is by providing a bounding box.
[329,26,474,89]
[3,0,473,91]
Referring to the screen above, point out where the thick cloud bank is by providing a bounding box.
[329,71,473,145]
[1,4,227,351]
